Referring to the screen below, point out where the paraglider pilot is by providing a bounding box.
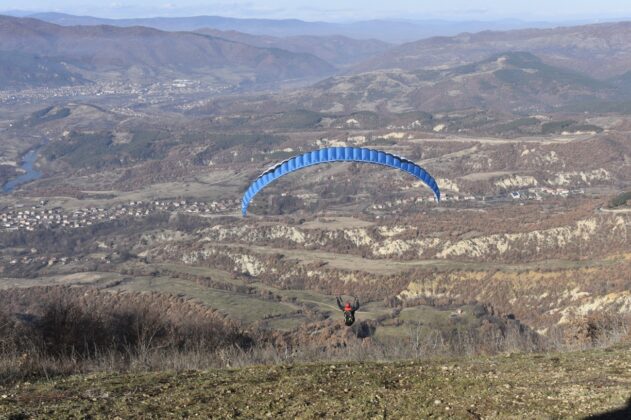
[336,296,360,326]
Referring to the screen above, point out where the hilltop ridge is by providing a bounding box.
[1,345,630,418]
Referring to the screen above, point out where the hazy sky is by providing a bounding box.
[3,0,631,21]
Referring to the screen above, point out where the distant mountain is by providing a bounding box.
[352,21,631,79]
[196,28,391,67]
[0,15,335,87]
[27,12,562,43]
[0,50,87,89]
[283,52,616,114]
[0,10,37,17]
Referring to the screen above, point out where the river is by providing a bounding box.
[2,148,43,193]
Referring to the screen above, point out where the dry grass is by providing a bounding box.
[2,345,631,418]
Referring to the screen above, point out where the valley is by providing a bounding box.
[1,91,628,349]
[0,15,630,414]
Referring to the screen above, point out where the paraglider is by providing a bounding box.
[241,146,440,216]
[240,147,440,325]
[337,296,360,326]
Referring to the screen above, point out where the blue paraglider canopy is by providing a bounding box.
[241,146,440,216]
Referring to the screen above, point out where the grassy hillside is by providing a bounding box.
[1,345,630,418]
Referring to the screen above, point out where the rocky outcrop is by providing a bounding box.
[200,214,629,262]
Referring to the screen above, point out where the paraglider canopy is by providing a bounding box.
[241,146,440,216]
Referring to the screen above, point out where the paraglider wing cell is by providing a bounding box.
[241,147,440,216]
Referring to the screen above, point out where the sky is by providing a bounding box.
[2,0,631,22]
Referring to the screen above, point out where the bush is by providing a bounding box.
[608,191,631,209]
[0,286,255,382]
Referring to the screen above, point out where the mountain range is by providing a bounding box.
[353,21,631,79]
[3,12,631,112]
[212,51,631,116]
[195,29,391,68]
[0,15,335,87]
[22,12,564,43]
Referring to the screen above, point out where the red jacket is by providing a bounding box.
[337,296,360,312]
